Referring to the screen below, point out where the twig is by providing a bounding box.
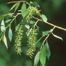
[27,19,39,36]
[33,17,66,32]
[40,27,55,49]
[8,1,22,4]
[45,21,66,31]
[7,1,30,6]
[34,19,39,28]
[6,13,20,29]
[41,34,50,49]
[0,13,13,21]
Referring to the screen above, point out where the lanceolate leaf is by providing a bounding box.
[3,34,8,48]
[21,3,28,18]
[42,30,49,37]
[41,14,48,22]
[45,41,51,60]
[10,2,20,12]
[52,33,63,40]
[8,28,13,42]
[5,19,11,23]
[9,3,17,11]
[36,36,43,44]
[25,24,30,29]
[14,2,20,12]
[1,20,6,32]
[34,51,40,66]
[39,47,46,66]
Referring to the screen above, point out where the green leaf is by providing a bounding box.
[40,47,46,66]
[25,24,30,29]
[34,51,40,66]
[0,13,13,21]
[1,20,6,32]
[36,37,43,48]
[45,41,51,60]
[31,1,40,8]
[36,36,43,44]
[3,35,8,49]
[21,3,28,18]
[52,33,63,40]
[9,3,17,11]
[8,28,13,42]
[10,2,20,12]
[14,2,20,12]
[42,30,49,37]
[41,14,47,22]
[5,19,11,23]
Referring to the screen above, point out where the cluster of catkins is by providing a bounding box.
[14,6,39,58]
[14,23,23,55]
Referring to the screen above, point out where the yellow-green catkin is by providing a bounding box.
[26,6,40,22]
[26,28,37,58]
[14,24,23,55]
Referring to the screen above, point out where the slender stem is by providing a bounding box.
[6,13,20,29]
[33,17,66,32]
[45,21,66,31]
[34,19,39,28]
[40,27,55,49]
[0,13,13,20]
[27,19,39,36]
[41,34,50,49]
[7,1,30,6]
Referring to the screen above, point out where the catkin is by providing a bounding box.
[26,6,40,22]
[14,24,23,55]
[26,28,37,58]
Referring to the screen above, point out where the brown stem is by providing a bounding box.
[41,34,50,49]
[40,27,55,49]
[45,21,66,31]
[7,1,30,6]
[33,17,66,32]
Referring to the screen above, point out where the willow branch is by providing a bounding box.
[45,21,66,31]
[7,1,66,32]
[33,17,66,32]
[7,1,30,5]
